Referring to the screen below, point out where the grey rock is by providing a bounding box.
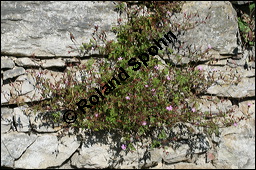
[9,87,44,104]
[13,107,30,132]
[215,114,255,169]
[198,97,233,114]
[163,144,190,164]
[248,61,255,69]
[1,133,37,167]
[21,79,35,94]
[190,134,211,154]
[1,84,12,104]
[185,1,241,54]
[1,1,118,57]
[10,81,22,97]
[41,58,66,68]
[249,46,255,61]
[16,73,36,86]
[1,107,14,116]
[207,77,255,98]
[148,148,164,166]
[15,135,58,169]
[1,107,14,133]
[165,1,241,65]
[1,57,15,69]
[1,139,15,167]
[3,67,26,80]
[171,123,191,140]
[212,133,220,144]
[173,162,216,169]
[71,143,111,169]
[29,111,63,132]
[15,57,39,67]
[227,58,245,67]
[14,134,79,169]
[119,147,148,169]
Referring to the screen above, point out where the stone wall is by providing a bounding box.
[1,1,255,169]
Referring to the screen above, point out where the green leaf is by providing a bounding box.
[249,3,255,12]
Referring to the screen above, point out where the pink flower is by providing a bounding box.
[234,122,238,127]
[197,66,203,71]
[166,105,173,111]
[95,113,99,118]
[36,72,42,77]
[167,11,171,15]
[125,96,130,100]
[208,44,212,49]
[166,76,171,80]
[121,144,126,150]
[248,103,252,107]
[118,57,123,61]
[154,66,159,70]
[145,85,149,87]
[142,121,147,126]
[191,108,196,112]
[151,89,155,92]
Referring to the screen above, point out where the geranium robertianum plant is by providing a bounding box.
[29,1,244,150]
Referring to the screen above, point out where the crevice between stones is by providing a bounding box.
[46,138,83,169]
[13,136,39,162]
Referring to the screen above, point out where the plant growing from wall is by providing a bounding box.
[28,1,247,151]
[237,2,255,48]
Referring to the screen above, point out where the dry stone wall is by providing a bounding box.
[1,1,255,169]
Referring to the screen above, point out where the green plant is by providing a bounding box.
[237,2,255,47]
[29,1,246,151]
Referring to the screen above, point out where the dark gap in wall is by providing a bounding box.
[19,66,41,69]
[1,103,19,108]
[44,67,67,72]
[2,77,17,85]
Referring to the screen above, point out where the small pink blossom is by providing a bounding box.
[142,121,147,126]
[36,72,42,77]
[166,76,171,80]
[248,103,252,107]
[154,66,159,70]
[234,122,238,127]
[125,96,130,100]
[121,144,126,150]
[151,89,155,92]
[95,113,99,118]
[208,44,212,49]
[197,66,203,71]
[118,57,123,61]
[167,11,171,15]
[191,108,196,112]
[145,85,149,87]
[166,105,173,111]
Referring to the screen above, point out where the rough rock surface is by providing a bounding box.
[1,1,118,57]
[163,1,242,65]
[1,1,255,169]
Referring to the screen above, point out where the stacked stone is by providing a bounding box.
[1,1,255,169]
